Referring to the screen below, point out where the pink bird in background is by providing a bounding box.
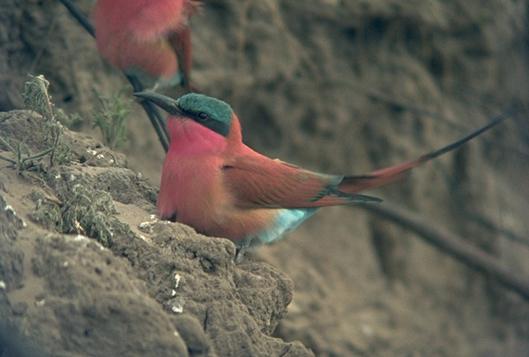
[93,0,199,89]
[135,91,508,258]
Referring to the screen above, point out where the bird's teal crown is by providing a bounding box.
[177,93,233,136]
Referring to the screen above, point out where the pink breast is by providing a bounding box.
[158,118,226,227]
[157,117,278,241]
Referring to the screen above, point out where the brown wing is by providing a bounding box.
[222,153,381,209]
[223,111,508,208]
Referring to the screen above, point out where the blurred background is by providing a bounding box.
[2,0,529,355]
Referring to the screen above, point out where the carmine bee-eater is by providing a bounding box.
[135,91,507,255]
[93,0,199,89]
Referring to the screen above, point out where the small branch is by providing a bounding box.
[57,0,94,36]
[16,142,22,168]
[49,126,60,166]
[318,80,529,159]
[1,135,57,171]
[22,147,55,164]
[140,100,169,152]
[57,0,169,151]
[359,202,529,301]
[362,90,529,159]
[125,74,169,152]
[464,210,529,249]
[0,155,16,165]
[0,136,16,153]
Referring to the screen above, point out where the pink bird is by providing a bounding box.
[135,91,507,255]
[93,0,199,89]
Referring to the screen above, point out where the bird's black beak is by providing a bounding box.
[134,90,184,116]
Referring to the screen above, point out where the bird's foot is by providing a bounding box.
[234,246,247,264]
[123,68,193,92]
[234,237,257,264]
[151,72,189,92]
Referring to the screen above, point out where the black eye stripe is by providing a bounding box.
[179,108,229,136]
[179,107,193,117]
[178,107,210,121]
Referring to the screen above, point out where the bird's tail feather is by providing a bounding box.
[339,111,510,194]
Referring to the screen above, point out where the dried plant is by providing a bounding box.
[0,75,72,172]
[92,91,131,149]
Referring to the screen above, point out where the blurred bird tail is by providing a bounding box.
[169,27,193,90]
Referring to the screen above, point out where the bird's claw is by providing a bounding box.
[234,246,247,263]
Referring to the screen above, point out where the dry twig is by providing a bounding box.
[360,202,529,301]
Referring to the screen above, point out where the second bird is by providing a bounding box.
[93,0,199,89]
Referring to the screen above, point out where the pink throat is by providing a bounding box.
[167,116,227,155]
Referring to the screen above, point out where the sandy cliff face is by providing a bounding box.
[1,0,529,355]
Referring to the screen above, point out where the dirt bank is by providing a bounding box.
[0,111,311,356]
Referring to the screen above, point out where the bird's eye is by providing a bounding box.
[198,112,209,120]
